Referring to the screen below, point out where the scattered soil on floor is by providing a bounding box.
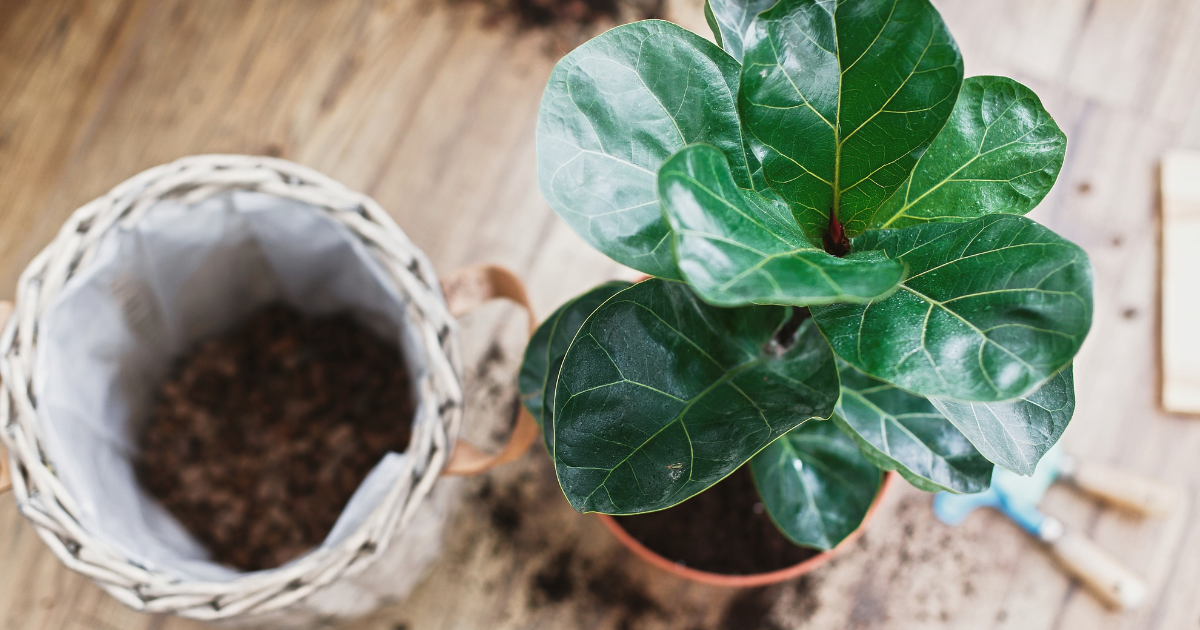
[720,586,785,630]
[136,304,416,571]
[584,563,662,629]
[471,0,664,30]
[613,466,819,575]
[532,550,577,604]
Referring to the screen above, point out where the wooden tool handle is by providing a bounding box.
[438,265,539,477]
[1047,527,1147,610]
[1063,461,1181,517]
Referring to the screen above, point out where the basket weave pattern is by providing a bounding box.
[0,155,464,620]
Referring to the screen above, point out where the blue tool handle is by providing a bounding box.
[932,488,1000,526]
[998,496,1050,538]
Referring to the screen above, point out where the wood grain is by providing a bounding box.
[1161,150,1200,414]
[1,0,1199,628]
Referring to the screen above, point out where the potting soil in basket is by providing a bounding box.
[136,304,416,572]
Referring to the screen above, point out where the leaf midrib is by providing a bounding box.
[773,434,870,541]
[559,297,782,509]
[668,170,805,249]
[877,101,1058,228]
[841,388,974,482]
[899,284,1039,397]
[770,0,936,228]
[565,352,770,510]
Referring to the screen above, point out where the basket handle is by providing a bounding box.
[0,300,10,494]
[438,264,539,476]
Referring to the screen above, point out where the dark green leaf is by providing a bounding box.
[705,0,780,63]
[871,76,1067,229]
[659,144,906,306]
[519,282,633,452]
[705,0,724,48]
[833,360,992,493]
[553,281,839,514]
[930,366,1074,476]
[750,420,881,550]
[739,0,963,238]
[537,20,748,279]
[812,214,1092,401]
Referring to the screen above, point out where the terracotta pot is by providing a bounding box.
[596,470,898,587]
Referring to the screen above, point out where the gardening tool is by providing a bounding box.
[933,445,1177,610]
[1054,452,1182,518]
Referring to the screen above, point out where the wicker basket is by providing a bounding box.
[0,155,535,625]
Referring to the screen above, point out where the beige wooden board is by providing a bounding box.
[1161,150,1200,414]
[1,0,1199,628]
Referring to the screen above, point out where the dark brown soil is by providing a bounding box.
[471,0,663,31]
[720,585,786,630]
[612,466,819,575]
[136,304,416,572]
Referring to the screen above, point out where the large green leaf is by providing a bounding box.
[537,20,748,279]
[833,360,992,493]
[705,0,780,63]
[812,214,1092,402]
[750,420,881,550]
[519,282,632,452]
[739,0,963,238]
[553,280,839,514]
[871,76,1067,229]
[930,367,1075,476]
[658,144,906,307]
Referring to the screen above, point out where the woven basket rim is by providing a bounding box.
[0,154,464,620]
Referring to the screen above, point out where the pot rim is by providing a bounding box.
[595,470,898,588]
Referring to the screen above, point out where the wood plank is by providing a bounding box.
[1064,0,1189,111]
[1161,149,1200,414]
[0,0,150,297]
[935,0,1092,83]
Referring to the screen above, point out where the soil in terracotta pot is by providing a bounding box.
[136,304,416,572]
[612,466,819,575]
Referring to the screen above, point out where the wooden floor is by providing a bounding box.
[2,0,1200,628]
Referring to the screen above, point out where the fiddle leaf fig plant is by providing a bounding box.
[523,0,1091,554]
